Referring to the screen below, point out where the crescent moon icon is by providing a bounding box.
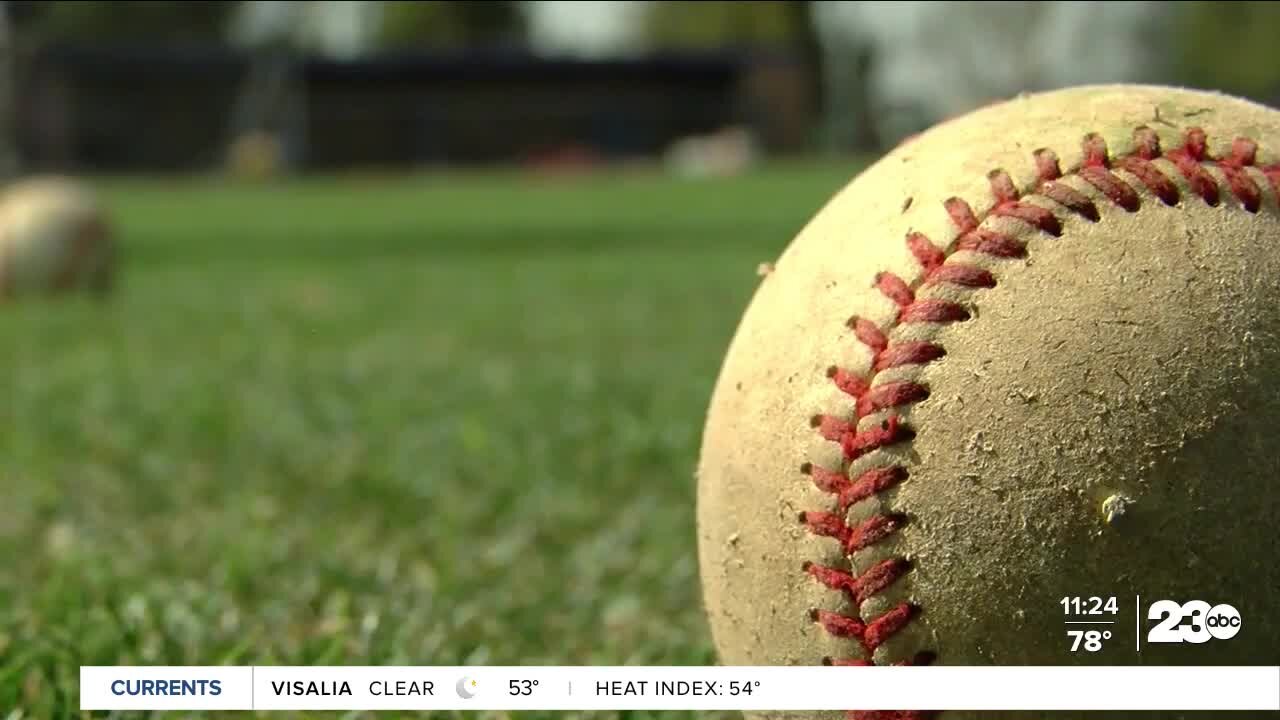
[456,676,477,699]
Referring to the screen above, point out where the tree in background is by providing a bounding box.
[7,1,239,172]
[1171,1,1280,104]
[522,1,648,59]
[645,1,824,152]
[18,1,234,46]
[225,1,309,178]
[644,1,801,51]
[809,2,878,154]
[376,1,527,51]
[0,2,18,179]
[814,1,1173,151]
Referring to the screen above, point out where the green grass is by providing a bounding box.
[0,160,863,719]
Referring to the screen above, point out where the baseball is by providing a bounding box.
[0,176,116,300]
[696,85,1280,719]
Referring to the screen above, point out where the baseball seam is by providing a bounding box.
[796,126,1280,720]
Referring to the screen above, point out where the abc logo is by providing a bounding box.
[1147,600,1241,644]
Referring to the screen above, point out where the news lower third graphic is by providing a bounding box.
[79,597,1278,712]
[78,665,1280,712]
[1057,595,1247,653]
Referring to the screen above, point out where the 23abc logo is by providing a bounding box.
[1147,600,1241,644]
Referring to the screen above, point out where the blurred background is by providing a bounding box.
[0,0,1277,178]
[2,3,1279,718]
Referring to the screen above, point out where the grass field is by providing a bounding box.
[0,160,863,719]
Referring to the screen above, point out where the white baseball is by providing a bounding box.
[0,176,116,299]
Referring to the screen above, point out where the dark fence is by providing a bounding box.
[17,45,813,173]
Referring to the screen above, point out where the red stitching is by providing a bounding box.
[803,464,909,513]
[1034,148,1063,180]
[906,232,946,271]
[829,366,871,397]
[943,197,979,234]
[855,560,913,605]
[990,201,1061,235]
[851,317,889,354]
[1040,181,1101,221]
[841,416,914,460]
[875,272,915,307]
[1131,126,1162,159]
[1266,165,1280,200]
[804,558,913,606]
[804,128,1276,685]
[923,264,996,290]
[864,602,918,648]
[812,414,854,443]
[800,511,907,554]
[1220,138,1262,212]
[1167,128,1220,206]
[811,608,866,639]
[986,169,1019,203]
[899,299,970,324]
[988,169,1063,235]
[1116,156,1180,206]
[954,229,1027,258]
[1079,165,1141,211]
[874,342,946,371]
[857,381,929,418]
[1082,132,1110,167]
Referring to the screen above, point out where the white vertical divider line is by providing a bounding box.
[1135,595,1141,653]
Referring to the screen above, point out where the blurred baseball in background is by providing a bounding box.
[0,176,115,300]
